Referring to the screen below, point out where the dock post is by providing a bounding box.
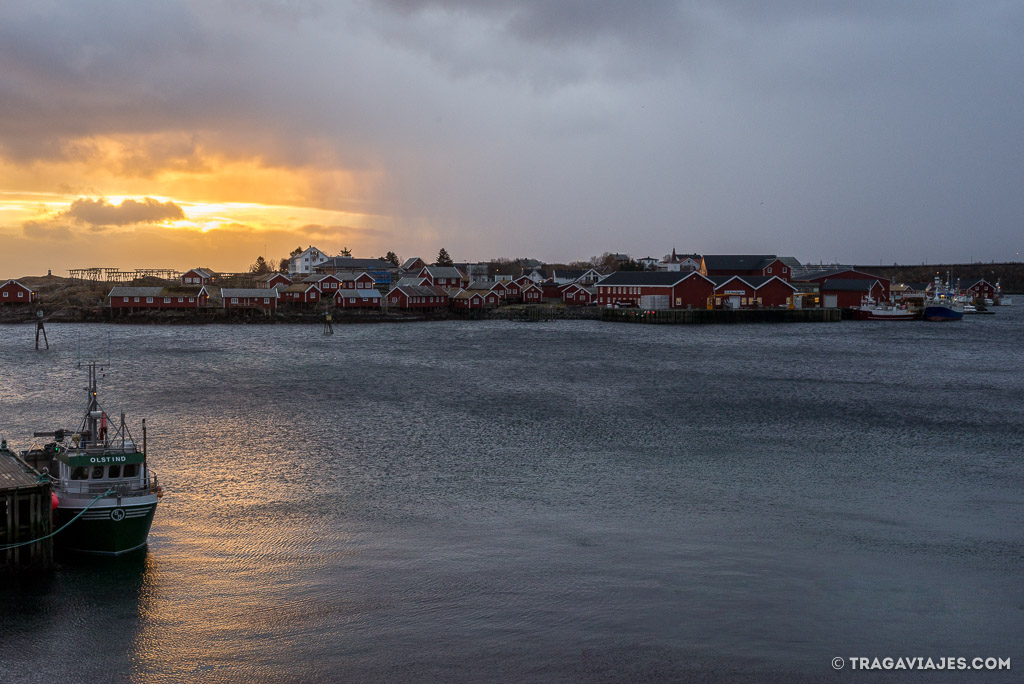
[35,310,48,350]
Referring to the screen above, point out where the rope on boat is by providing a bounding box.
[0,489,115,551]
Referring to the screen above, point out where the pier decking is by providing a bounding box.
[1,441,52,571]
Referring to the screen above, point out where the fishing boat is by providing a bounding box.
[923,274,964,322]
[849,295,919,321]
[21,362,161,555]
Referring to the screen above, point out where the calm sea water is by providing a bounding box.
[1,311,1022,682]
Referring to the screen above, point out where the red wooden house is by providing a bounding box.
[521,283,543,303]
[596,271,716,309]
[302,273,342,293]
[450,290,488,310]
[256,272,292,289]
[334,288,383,309]
[562,284,596,305]
[279,283,322,305]
[386,285,449,311]
[501,280,522,301]
[962,279,995,300]
[338,272,376,290]
[418,266,468,290]
[0,279,35,305]
[181,268,215,286]
[221,288,278,310]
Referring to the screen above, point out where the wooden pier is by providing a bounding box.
[602,307,843,325]
[1,440,53,571]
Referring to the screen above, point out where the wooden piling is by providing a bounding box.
[1,441,53,571]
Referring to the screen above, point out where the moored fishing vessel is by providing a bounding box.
[849,296,920,321]
[22,362,161,555]
[923,275,964,322]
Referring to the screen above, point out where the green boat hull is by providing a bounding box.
[55,501,157,555]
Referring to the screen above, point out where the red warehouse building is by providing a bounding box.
[334,289,383,309]
[818,279,887,308]
[521,283,544,303]
[596,271,716,309]
[386,285,449,311]
[0,279,35,305]
[108,286,209,310]
[709,276,797,309]
[700,255,795,282]
[221,288,279,310]
[797,269,891,300]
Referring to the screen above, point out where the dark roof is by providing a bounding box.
[422,266,465,279]
[389,285,447,298]
[903,282,930,291]
[599,271,709,286]
[820,278,879,292]
[702,255,779,271]
[797,268,888,283]
[321,257,394,270]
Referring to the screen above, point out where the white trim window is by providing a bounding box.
[146,297,154,303]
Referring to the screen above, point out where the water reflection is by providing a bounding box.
[0,549,153,683]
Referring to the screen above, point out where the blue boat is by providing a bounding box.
[924,274,964,322]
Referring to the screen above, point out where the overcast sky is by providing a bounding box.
[1,0,1022,276]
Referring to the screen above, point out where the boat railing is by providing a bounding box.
[58,481,150,496]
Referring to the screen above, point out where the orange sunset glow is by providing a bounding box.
[0,133,392,277]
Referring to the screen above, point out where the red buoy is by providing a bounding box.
[51,492,59,510]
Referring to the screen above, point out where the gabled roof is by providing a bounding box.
[335,288,381,299]
[797,268,886,283]
[160,286,207,296]
[302,273,336,283]
[283,282,320,293]
[820,278,879,292]
[183,267,215,278]
[108,287,165,297]
[1,279,33,291]
[401,257,424,270]
[598,271,713,287]
[702,255,780,271]
[963,278,993,288]
[396,276,428,287]
[321,257,394,270]
[256,272,290,282]
[338,271,374,281]
[388,285,448,298]
[466,281,501,291]
[221,288,279,298]
[452,289,485,301]
[421,266,465,279]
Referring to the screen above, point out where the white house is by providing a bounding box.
[288,246,330,275]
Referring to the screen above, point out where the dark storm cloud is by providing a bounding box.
[0,0,1022,262]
